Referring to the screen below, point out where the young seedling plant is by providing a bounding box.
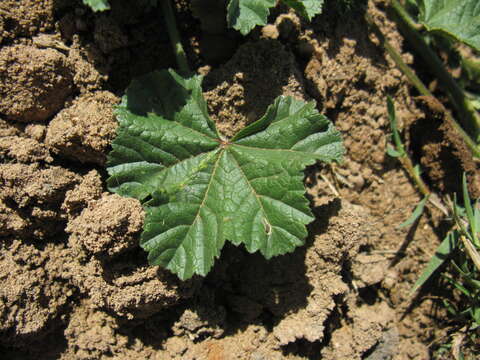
[106,71,343,280]
[412,175,480,332]
[104,0,344,280]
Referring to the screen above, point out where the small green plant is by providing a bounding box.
[102,0,343,280]
[412,174,480,330]
[386,97,431,226]
[106,70,343,280]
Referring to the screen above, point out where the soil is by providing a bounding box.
[0,0,478,359]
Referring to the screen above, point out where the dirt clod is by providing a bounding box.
[0,136,52,163]
[0,45,73,123]
[24,124,47,142]
[0,240,75,345]
[321,301,397,360]
[68,256,198,320]
[45,91,119,165]
[411,97,480,197]
[67,40,108,92]
[65,195,197,319]
[0,163,79,238]
[0,0,54,40]
[66,194,144,258]
[62,170,104,220]
[94,17,128,54]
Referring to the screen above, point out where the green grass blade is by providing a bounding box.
[398,196,428,228]
[387,145,402,158]
[463,173,475,232]
[410,230,458,294]
[462,173,480,246]
[387,96,405,156]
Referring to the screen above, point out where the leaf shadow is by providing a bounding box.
[123,70,189,118]
[86,200,342,355]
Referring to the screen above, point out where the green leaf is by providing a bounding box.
[418,0,480,51]
[83,0,158,12]
[398,196,428,228]
[281,0,324,21]
[226,0,324,34]
[462,172,479,245]
[82,0,110,12]
[410,230,458,294]
[227,0,276,35]
[386,145,402,158]
[387,96,405,156]
[471,306,480,326]
[107,69,344,280]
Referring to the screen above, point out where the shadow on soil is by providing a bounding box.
[111,200,342,357]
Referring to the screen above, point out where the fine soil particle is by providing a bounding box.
[45,91,119,165]
[0,45,73,123]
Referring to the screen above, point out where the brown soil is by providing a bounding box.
[0,44,73,123]
[409,96,480,197]
[0,0,476,359]
[45,91,119,165]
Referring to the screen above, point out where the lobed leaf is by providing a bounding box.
[227,0,324,35]
[107,69,344,280]
[227,0,276,35]
[418,0,480,51]
[281,0,324,21]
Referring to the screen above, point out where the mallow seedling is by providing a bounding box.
[106,69,344,280]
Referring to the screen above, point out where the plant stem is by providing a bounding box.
[400,153,430,197]
[366,14,480,159]
[390,0,480,143]
[367,14,430,96]
[161,0,190,74]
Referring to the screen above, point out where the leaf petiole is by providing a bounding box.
[161,0,190,74]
